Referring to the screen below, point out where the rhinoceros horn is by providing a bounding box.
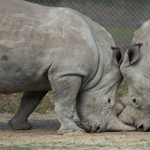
[107,116,136,131]
[107,103,136,131]
[118,107,135,125]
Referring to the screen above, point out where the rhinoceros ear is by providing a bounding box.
[127,43,143,65]
[111,46,123,66]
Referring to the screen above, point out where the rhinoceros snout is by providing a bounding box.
[137,120,150,132]
[90,124,103,133]
[137,125,145,132]
[80,122,103,133]
[137,124,150,132]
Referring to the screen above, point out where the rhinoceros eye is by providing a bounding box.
[108,98,111,103]
[132,98,137,103]
[130,97,142,107]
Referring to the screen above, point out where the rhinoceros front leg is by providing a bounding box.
[8,91,47,130]
[49,74,83,134]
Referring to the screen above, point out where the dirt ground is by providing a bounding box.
[1,113,150,150]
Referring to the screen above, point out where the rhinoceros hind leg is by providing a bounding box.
[8,120,31,130]
[49,74,83,134]
[8,91,48,130]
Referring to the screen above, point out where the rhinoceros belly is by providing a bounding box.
[0,54,51,94]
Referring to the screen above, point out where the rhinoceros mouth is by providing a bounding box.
[80,122,104,133]
[88,125,102,133]
[137,119,150,132]
[137,123,150,132]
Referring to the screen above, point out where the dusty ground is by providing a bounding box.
[0,92,150,149]
[1,113,150,150]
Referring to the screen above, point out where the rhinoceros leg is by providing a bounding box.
[8,91,48,130]
[49,74,83,134]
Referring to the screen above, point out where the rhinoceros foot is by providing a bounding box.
[8,119,31,130]
[58,122,84,135]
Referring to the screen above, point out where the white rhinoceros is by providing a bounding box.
[0,0,135,134]
[119,20,150,131]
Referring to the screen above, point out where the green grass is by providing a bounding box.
[116,79,128,98]
[17,93,23,99]
[0,145,31,150]
[0,142,110,150]
[34,99,55,114]
[4,140,150,150]
[106,26,137,39]
[0,99,55,114]
[0,101,20,113]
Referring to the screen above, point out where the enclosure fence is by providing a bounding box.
[25,0,150,50]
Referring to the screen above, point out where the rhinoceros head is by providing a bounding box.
[118,41,150,131]
[76,47,136,132]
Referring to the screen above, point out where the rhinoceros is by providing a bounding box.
[0,0,135,134]
[118,20,150,131]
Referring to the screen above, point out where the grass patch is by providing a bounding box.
[0,99,55,114]
[1,136,150,150]
[0,145,31,150]
[116,79,128,99]
[106,26,136,39]
[35,99,55,114]
[0,142,110,150]
[17,93,23,99]
[0,92,54,114]
[0,101,20,113]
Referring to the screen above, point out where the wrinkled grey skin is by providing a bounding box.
[0,0,135,134]
[118,20,150,131]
